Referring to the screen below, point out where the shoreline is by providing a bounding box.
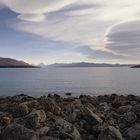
[0,94,140,140]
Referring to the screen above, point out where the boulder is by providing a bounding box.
[25,110,46,128]
[0,124,38,140]
[48,118,81,140]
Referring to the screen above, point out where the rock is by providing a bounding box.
[80,95,97,107]
[48,118,81,140]
[98,102,111,112]
[124,123,140,140]
[132,104,140,119]
[97,95,110,104]
[83,107,103,125]
[40,136,59,140]
[25,110,46,128]
[65,93,72,96]
[120,112,137,124]
[1,117,11,126]
[98,126,123,140]
[111,96,129,108]
[12,103,29,117]
[0,94,140,140]
[0,124,39,140]
[53,94,61,98]
[117,105,132,114]
[37,126,50,137]
[39,98,61,115]
[72,127,81,140]
[0,112,3,115]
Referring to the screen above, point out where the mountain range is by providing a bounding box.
[48,62,134,68]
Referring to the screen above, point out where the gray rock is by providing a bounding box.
[98,126,123,140]
[0,124,38,140]
[12,103,29,117]
[117,105,132,114]
[40,136,59,140]
[84,107,103,125]
[132,105,140,119]
[40,98,61,115]
[48,118,81,140]
[25,110,46,128]
[37,126,50,137]
[120,112,137,124]
[125,123,140,140]
[98,102,111,112]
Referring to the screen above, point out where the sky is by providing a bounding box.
[0,0,140,64]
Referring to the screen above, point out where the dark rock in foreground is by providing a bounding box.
[0,94,140,140]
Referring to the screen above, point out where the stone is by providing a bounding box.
[125,123,140,140]
[65,93,72,96]
[1,117,11,126]
[0,124,39,140]
[83,107,103,125]
[120,111,137,124]
[37,126,50,137]
[98,102,111,112]
[111,96,129,108]
[48,118,81,140]
[72,127,81,140]
[132,105,140,119]
[12,103,29,117]
[98,126,123,140]
[117,105,132,114]
[39,98,61,115]
[25,110,46,128]
[40,136,59,140]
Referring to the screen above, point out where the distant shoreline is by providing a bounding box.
[0,66,40,68]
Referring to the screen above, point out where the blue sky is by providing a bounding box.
[0,0,140,64]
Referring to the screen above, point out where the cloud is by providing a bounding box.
[105,20,140,60]
[76,46,126,60]
[1,0,140,63]
[17,14,46,22]
[0,0,75,22]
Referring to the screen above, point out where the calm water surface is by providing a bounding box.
[0,67,140,97]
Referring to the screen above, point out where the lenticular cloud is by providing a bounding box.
[0,0,75,22]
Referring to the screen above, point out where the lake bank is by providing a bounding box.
[0,94,140,140]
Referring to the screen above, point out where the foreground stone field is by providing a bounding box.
[0,94,140,140]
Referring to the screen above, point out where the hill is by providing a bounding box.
[0,57,38,68]
[131,65,140,68]
[48,62,132,68]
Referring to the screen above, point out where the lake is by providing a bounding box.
[0,67,140,97]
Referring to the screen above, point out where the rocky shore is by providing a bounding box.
[0,94,140,140]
